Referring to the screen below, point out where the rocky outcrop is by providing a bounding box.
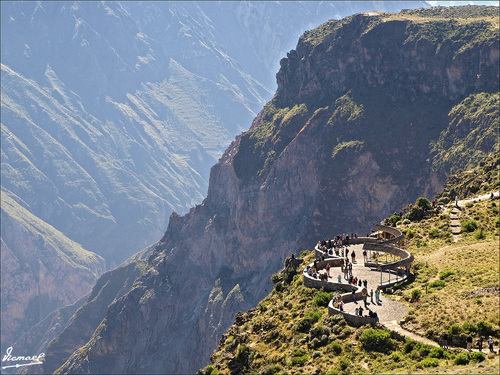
[56,7,499,374]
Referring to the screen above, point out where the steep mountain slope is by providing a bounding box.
[203,154,499,375]
[55,6,499,374]
[0,0,430,354]
[0,189,104,346]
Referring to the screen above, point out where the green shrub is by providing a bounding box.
[300,250,311,258]
[474,228,486,239]
[389,215,401,224]
[462,321,476,334]
[290,354,308,366]
[290,347,308,366]
[429,228,439,238]
[359,328,394,353]
[416,197,432,210]
[454,352,470,365]
[476,320,494,336]
[201,365,218,375]
[408,206,425,221]
[470,351,486,362]
[296,311,323,333]
[439,270,455,280]
[461,219,478,232]
[270,273,281,285]
[328,341,342,355]
[429,280,445,288]
[338,358,349,371]
[418,343,432,358]
[313,291,333,307]
[391,352,403,362]
[420,357,439,367]
[409,349,422,360]
[236,343,250,362]
[429,347,445,359]
[448,324,464,335]
[411,289,422,302]
[403,338,416,354]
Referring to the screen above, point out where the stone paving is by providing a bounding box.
[317,244,408,324]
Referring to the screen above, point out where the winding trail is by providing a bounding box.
[446,191,499,243]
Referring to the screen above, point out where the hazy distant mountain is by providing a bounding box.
[1,0,429,354]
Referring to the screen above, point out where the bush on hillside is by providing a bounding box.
[454,352,470,365]
[389,215,401,225]
[359,328,394,353]
[406,206,425,221]
[474,228,485,239]
[461,219,478,232]
[476,320,494,337]
[416,197,432,210]
[470,351,486,362]
[429,228,440,238]
[420,357,439,367]
[296,310,322,333]
[429,280,445,288]
[448,324,464,335]
[313,291,333,307]
[411,289,422,302]
[439,270,455,280]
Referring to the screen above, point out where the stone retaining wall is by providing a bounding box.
[303,272,363,296]
[374,224,404,244]
[328,300,377,326]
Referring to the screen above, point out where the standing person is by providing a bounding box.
[375,287,381,304]
[477,336,483,352]
[362,288,368,307]
[352,288,356,302]
[370,289,374,303]
[326,263,331,276]
[442,332,448,349]
[455,195,459,207]
[466,334,473,352]
[363,249,367,263]
[488,336,495,352]
[351,250,356,264]
[337,274,342,283]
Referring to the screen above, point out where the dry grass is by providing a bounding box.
[394,198,499,343]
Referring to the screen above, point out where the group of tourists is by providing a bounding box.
[319,233,358,249]
[353,306,379,320]
[467,334,496,353]
[331,291,344,311]
[439,332,496,353]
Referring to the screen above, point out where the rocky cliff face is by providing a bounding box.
[2,1,427,349]
[56,7,498,374]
